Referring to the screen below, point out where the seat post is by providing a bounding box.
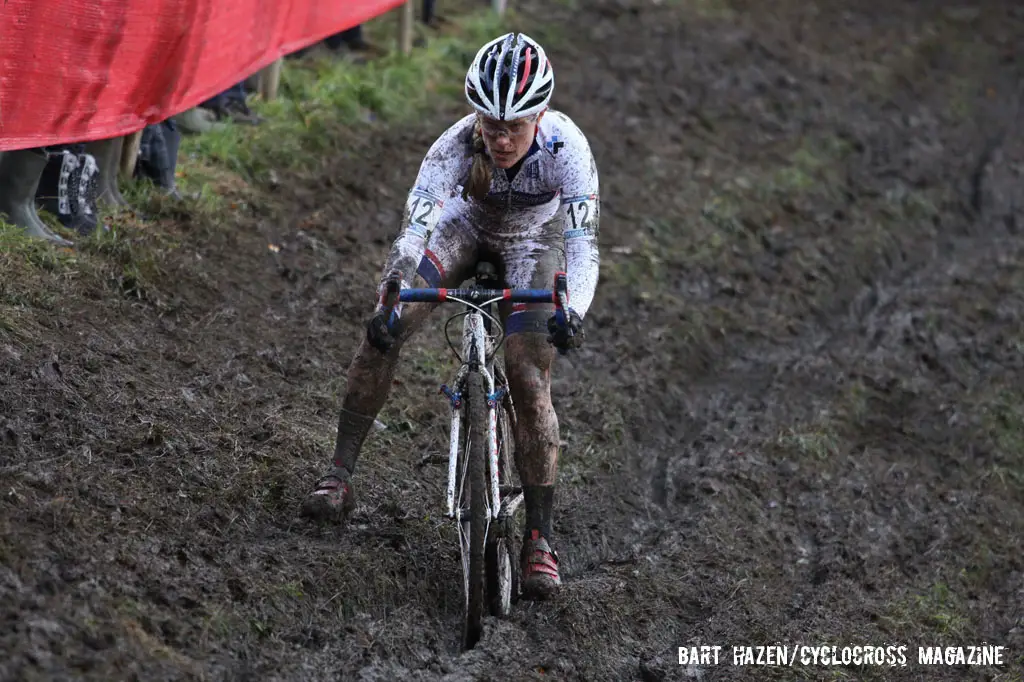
[475,261,499,288]
[473,261,501,337]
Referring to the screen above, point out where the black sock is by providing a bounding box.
[523,485,554,540]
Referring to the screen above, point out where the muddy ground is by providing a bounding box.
[2,0,1024,680]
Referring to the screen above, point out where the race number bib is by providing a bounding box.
[405,188,444,239]
[561,193,599,239]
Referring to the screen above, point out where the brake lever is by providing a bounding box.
[552,271,574,356]
[381,271,403,335]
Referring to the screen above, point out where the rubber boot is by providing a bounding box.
[159,121,183,199]
[136,122,182,199]
[37,149,83,232]
[171,107,220,135]
[0,149,73,246]
[71,151,103,235]
[83,138,128,208]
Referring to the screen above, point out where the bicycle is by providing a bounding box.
[379,262,572,650]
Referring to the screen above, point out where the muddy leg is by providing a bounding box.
[505,330,562,597]
[304,194,477,523]
[331,299,436,473]
[505,332,559,523]
[300,296,436,523]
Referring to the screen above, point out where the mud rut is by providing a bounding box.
[2,1,1024,681]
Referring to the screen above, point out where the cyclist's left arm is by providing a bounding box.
[377,117,470,308]
[553,119,600,319]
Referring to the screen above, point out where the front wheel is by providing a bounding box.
[462,369,489,650]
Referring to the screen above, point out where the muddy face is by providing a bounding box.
[478,112,541,168]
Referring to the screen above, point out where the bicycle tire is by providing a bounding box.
[486,401,519,616]
[462,369,489,650]
[494,372,516,485]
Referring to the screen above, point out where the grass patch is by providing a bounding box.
[771,135,853,198]
[181,11,507,182]
[0,220,77,338]
[880,581,971,641]
[978,388,1024,491]
[769,384,878,461]
[774,423,841,460]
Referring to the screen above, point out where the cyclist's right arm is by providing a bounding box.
[375,116,474,311]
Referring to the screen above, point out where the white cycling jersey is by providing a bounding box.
[382,109,601,318]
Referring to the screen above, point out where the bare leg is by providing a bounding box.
[493,222,565,597]
[303,193,477,522]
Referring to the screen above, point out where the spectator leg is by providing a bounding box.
[0,149,74,246]
[200,92,227,111]
[160,121,182,199]
[83,138,129,208]
[325,26,363,51]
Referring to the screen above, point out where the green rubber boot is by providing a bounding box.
[171,107,221,135]
[0,149,73,246]
[83,137,128,208]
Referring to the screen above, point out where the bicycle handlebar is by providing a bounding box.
[381,271,568,308]
[397,288,558,304]
[380,271,573,350]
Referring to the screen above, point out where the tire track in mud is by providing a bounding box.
[461,2,1024,679]
[567,230,1024,680]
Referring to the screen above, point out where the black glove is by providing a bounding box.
[367,311,398,352]
[547,308,585,353]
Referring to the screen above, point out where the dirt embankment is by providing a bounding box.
[2,1,1023,681]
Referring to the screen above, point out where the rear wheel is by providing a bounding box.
[486,401,519,616]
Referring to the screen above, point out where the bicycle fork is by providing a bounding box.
[442,311,503,522]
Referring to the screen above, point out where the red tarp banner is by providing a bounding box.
[0,0,405,151]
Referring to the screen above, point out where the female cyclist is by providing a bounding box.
[301,32,600,600]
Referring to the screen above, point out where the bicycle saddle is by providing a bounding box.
[474,260,502,288]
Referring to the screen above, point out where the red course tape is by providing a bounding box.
[0,0,404,150]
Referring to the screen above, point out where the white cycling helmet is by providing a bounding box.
[465,32,554,121]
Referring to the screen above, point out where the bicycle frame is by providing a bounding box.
[444,293,506,524]
[380,271,571,525]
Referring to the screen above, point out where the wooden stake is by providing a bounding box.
[398,0,414,55]
[258,58,283,101]
[119,130,143,181]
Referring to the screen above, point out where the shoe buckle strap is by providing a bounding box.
[526,549,559,577]
[314,475,347,491]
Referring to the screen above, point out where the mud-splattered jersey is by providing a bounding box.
[382,109,601,317]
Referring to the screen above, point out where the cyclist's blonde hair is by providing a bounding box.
[463,121,492,202]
